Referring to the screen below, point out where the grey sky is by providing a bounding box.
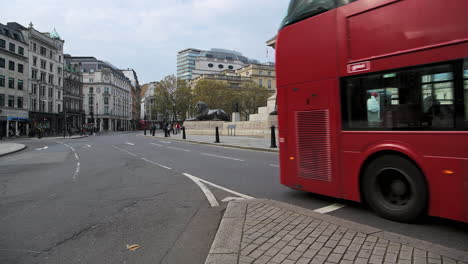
[3,0,290,84]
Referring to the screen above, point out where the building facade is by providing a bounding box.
[236,63,276,92]
[140,82,157,121]
[177,48,259,81]
[7,22,65,136]
[68,57,132,131]
[63,55,84,130]
[0,23,29,138]
[122,68,141,130]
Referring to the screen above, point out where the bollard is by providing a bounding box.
[164,128,168,137]
[215,126,220,143]
[182,127,186,139]
[270,125,277,148]
[144,128,147,135]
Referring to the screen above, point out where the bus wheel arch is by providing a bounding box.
[359,150,429,222]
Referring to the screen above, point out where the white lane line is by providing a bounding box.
[314,203,345,214]
[57,141,80,182]
[141,158,172,170]
[159,141,171,144]
[167,147,190,152]
[74,152,79,160]
[221,197,246,202]
[86,144,92,148]
[73,162,80,182]
[112,145,137,157]
[200,153,244,162]
[35,146,48,151]
[183,173,253,199]
[150,143,164,147]
[125,142,135,146]
[269,164,279,167]
[183,173,219,207]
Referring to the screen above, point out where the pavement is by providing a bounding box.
[0,143,27,156]
[141,130,279,152]
[206,199,468,264]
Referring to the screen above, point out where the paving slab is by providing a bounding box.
[0,143,26,157]
[205,199,468,264]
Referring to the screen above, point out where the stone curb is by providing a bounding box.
[0,144,27,157]
[140,134,279,153]
[205,199,468,263]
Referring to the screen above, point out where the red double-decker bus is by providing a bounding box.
[276,0,468,222]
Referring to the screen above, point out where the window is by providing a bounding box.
[49,50,53,59]
[268,79,272,89]
[49,74,54,84]
[58,77,62,86]
[260,71,263,75]
[228,65,234,70]
[18,46,24,55]
[89,96,94,105]
[40,86,46,97]
[104,96,109,105]
[208,63,214,68]
[40,60,46,69]
[48,101,53,113]
[57,103,61,113]
[218,64,224,69]
[40,46,46,56]
[49,63,53,72]
[9,61,14,71]
[32,84,37,94]
[259,79,263,86]
[33,57,37,66]
[89,78,94,82]
[18,63,23,73]
[17,97,23,108]
[104,87,109,94]
[89,87,94,94]
[0,94,4,106]
[342,63,458,130]
[18,80,23,90]
[0,57,4,68]
[32,69,38,79]
[57,67,62,74]
[8,96,14,107]
[281,0,341,29]
[57,91,61,100]
[0,75,4,87]
[31,98,37,111]
[33,42,37,52]
[8,77,14,88]
[0,39,5,48]
[48,88,54,98]
[104,106,109,114]
[40,72,46,82]
[40,100,45,112]
[59,55,62,63]
[9,43,15,52]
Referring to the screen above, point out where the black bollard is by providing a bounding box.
[152,128,155,136]
[164,128,168,137]
[215,126,220,143]
[270,125,277,148]
[182,127,186,139]
[144,128,147,135]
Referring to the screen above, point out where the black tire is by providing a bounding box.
[362,154,428,222]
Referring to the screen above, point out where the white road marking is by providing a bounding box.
[314,203,345,214]
[159,140,171,144]
[183,173,253,199]
[125,142,135,146]
[35,146,48,150]
[200,153,244,162]
[74,152,79,160]
[73,162,80,182]
[56,141,80,182]
[86,144,92,148]
[112,145,137,157]
[167,147,190,152]
[150,143,164,147]
[0,249,43,254]
[183,173,219,207]
[141,158,172,170]
[269,164,279,167]
[221,197,246,202]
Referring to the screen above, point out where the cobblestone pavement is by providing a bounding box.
[205,199,468,264]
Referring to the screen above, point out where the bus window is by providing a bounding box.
[280,0,336,29]
[342,63,457,130]
[464,61,468,129]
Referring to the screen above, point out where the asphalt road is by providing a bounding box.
[1,132,467,263]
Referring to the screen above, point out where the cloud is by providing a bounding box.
[2,0,289,83]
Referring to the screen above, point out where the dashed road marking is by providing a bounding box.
[159,141,171,144]
[35,146,48,151]
[183,173,219,207]
[167,147,190,152]
[125,142,135,146]
[314,203,345,214]
[200,153,244,162]
[150,143,164,147]
[269,164,279,167]
[141,158,172,170]
[112,145,137,157]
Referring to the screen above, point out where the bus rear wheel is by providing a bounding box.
[362,155,427,222]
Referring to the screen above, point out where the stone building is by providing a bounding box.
[63,55,84,130]
[0,23,29,138]
[236,63,276,93]
[67,57,132,131]
[8,22,65,136]
[122,68,141,130]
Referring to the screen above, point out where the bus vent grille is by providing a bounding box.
[295,110,332,182]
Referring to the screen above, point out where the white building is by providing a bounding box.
[68,57,132,131]
[0,23,30,137]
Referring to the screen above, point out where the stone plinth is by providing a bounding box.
[183,121,225,135]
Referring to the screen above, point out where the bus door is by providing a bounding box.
[286,79,340,197]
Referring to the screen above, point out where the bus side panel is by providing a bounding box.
[276,10,337,88]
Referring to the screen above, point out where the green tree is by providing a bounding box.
[152,75,193,121]
[193,79,237,117]
[237,82,270,120]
